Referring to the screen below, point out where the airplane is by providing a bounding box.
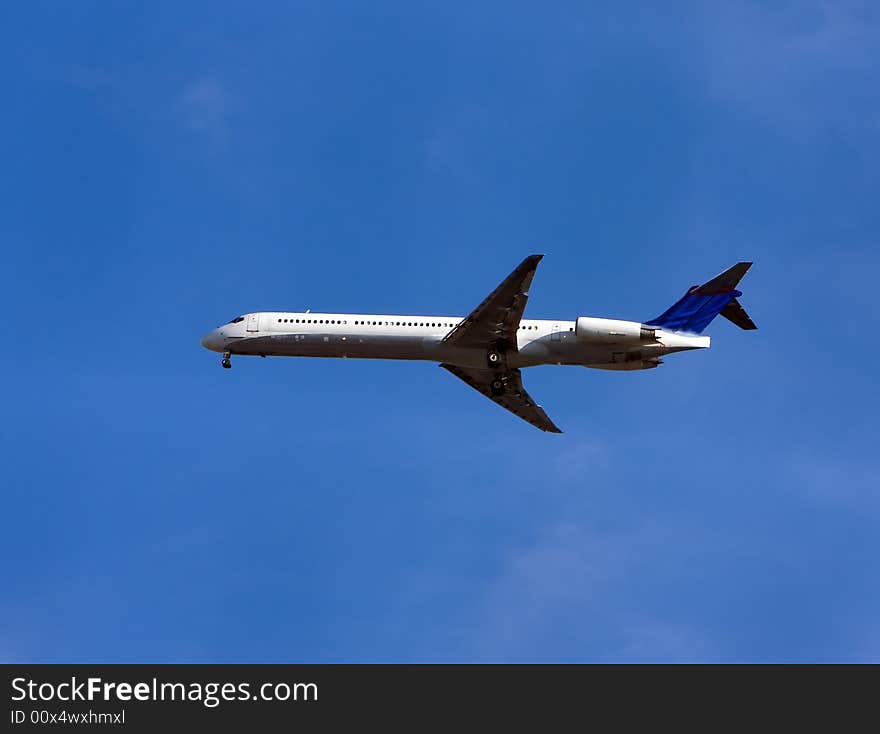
[200,256,756,433]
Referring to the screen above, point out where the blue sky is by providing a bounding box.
[2,1,879,662]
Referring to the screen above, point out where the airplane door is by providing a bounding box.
[246,313,260,332]
[551,324,562,342]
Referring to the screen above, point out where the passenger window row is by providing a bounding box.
[353,321,457,327]
[273,318,545,330]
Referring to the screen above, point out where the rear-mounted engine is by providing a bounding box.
[575,317,657,343]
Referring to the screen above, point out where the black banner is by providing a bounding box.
[3,664,871,730]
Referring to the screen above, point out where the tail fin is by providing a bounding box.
[646,262,757,334]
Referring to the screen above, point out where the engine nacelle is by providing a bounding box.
[575,317,656,344]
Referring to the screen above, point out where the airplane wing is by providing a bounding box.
[440,363,562,433]
[443,254,543,352]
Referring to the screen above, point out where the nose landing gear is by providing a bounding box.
[222,351,232,369]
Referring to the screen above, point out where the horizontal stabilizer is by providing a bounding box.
[694,262,752,294]
[720,297,757,330]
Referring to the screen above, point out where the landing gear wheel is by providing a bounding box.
[490,379,504,396]
[222,352,232,369]
[487,350,501,368]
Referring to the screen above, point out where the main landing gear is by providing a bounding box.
[222,351,232,369]
[487,350,501,369]
[490,378,505,396]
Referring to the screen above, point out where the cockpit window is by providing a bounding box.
[227,316,245,324]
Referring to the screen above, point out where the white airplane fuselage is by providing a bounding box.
[200,312,708,371]
[200,256,754,432]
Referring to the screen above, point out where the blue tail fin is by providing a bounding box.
[646,262,756,334]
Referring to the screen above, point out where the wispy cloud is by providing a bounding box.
[693,1,880,135]
[618,620,715,662]
[468,522,625,660]
[790,453,880,514]
[547,437,611,483]
[464,519,717,661]
[179,79,230,143]
[851,621,880,662]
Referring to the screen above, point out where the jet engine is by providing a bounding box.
[575,317,657,344]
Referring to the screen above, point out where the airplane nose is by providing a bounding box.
[200,329,223,352]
